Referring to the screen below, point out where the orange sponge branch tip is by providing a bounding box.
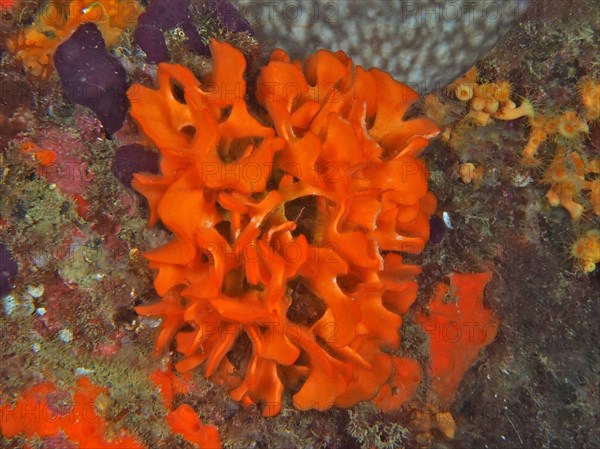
[167,404,222,449]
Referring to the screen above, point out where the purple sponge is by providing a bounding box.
[204,0,253,34]
[54,23,129,134]
[112,144,160,186]
[135,0,207,62]
[134,0,253,63]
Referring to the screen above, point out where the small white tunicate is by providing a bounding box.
[58,329,73,343]
[140,317,162,329]
[27,284,45,298]
[443,211,454,229]
[75,367,94,376]
[512,173,533,187]
[36,307,47,316]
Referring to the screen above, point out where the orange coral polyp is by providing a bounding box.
[130,39,439,415]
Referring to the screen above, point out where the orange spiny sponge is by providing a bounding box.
[0,377,144,448]
[167,404,222,449]
[416,272,498,408]
[129,39,439,416]
[7,0,143,77]
[150,367,221,449]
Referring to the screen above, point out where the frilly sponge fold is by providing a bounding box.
[128,39,440,416]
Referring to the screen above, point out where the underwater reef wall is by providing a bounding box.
[0,0,598,448]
